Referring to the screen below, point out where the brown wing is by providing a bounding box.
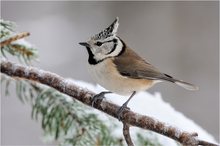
[113,46,167,80]
[113,45,199,90]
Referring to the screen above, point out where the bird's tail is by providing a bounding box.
[174,79,199,90]
[162,74,199,91]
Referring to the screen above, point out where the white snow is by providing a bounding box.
[12,38,33,48]
[72,79,218,146]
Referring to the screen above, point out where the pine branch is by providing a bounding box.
[1,31,38,64]
[0,32,30,47]
[1,20,122,145]
[1,60,219,146]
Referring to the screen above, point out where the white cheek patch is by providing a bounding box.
[94,53,106,61]
[106,38,123,57]
[93,37,123,61]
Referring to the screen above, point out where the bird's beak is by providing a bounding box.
[79,42,90,47]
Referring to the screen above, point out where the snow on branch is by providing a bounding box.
[0,60,219,146]
[0,32,30,47]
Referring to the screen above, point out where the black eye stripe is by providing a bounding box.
[95,39,117,46]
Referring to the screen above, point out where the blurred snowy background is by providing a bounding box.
[1,1,219,145]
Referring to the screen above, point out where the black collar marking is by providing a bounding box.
[86,47,100,65]
[116,38,126,57]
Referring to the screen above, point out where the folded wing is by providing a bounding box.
[113,47,198,90]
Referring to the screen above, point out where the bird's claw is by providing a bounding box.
[117,103,130,121]
[91,92,106,107]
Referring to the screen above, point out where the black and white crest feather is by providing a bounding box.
[92,17,119,40]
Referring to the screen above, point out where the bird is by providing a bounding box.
[79,17,198,120]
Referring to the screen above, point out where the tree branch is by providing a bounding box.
[0,32,30,47]
[0,60,218,146]
[123,122,134,146]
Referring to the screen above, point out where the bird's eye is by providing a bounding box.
[96,41,103,46]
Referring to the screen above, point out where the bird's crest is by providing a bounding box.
[91,17,119,40]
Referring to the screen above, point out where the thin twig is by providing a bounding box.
[0,60,219,146]
[0,32,30,47]
[123,122,134,146]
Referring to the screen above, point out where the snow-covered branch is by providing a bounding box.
[0,60,218,146]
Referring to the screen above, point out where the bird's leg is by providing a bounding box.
[117,91,136,121]
[91,91,112,107]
